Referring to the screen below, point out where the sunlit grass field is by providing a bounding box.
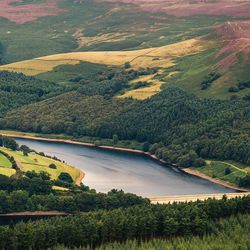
[0,166,16,177]
[0,147,81,181]
[0,152,15,176]
[0,152,12,168]
[0,39,207,75]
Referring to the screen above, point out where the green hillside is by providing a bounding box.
[0,147,81,181]
[1,88,250,174]
[0,136,82,183]
[0,0,250,99]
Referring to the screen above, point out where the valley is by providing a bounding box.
[14,137,234,196]
[0,0,249,192]
[0,0,249,249]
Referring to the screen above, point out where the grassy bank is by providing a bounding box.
[0,145,82,183]
[191,160,249,187]
[0,130,144,150]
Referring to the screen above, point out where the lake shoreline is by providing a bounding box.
[2,132,249,193]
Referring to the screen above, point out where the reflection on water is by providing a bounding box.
[16,138,233,197]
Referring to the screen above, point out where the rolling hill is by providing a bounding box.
[0,0,249,99]
[0,38,206,75]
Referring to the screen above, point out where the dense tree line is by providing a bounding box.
[72,68,158,98]
[0,196,249,249]
[2,87,250,167]
[201,72,221,90]
[0,173,53,196]
[0,150,19,170]
[0,174,148,214]
[78,78,128,97]
[0,71,63,114]
[59,214,250,250]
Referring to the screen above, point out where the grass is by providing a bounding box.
[117,73,161,100]
[0,38,209,99]
[0,0,242,100]
[37,61,108,83]
[0,151,15,176]
[0,167,15,177]
[118,78,164,100]
[160,46,250,100]
[117,70,176,100]
[0,0,230,64]
[0,147,81,182]
[52,186,69,191]
[0,0,237,100]
[0,38,207,76]
[0,153,12,168]
[193,160,248,186]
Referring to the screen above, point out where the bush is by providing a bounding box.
[224,167,231,175]
[124,62,131,69]
[201,72,221,90]
[228,86,239,92]
[243,94,250,101]
[57,172,74,183]
[20,145,31,155]
[49,163,57,169]
[25,170,51,181]
[239,174,250,188]
[133,81,150,89]
[143,142,150,152]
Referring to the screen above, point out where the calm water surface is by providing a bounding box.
[16,138,233,197]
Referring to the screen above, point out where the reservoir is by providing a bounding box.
[16,138,233,197]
